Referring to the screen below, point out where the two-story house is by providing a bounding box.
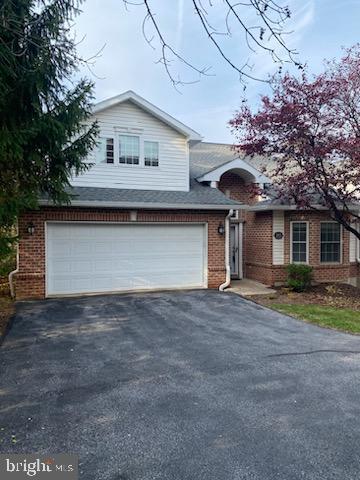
[14,91,360,299]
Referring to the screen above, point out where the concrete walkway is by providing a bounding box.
[228,278,276,296]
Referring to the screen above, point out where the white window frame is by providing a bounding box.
[320,221,342,264]
[118,133,142,167]
[95,137,115,164]
[290,221,309,264]
[144,140,160,167]
[97,131,161,168]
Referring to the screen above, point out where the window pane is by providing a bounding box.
[119,135,139,165]
[144,141,159,167]
[320,223,341,262]
[106,138,114,164]
[95,137,114,164]
[293,223,306,242]
[291,222,307,263]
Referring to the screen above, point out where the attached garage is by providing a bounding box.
[45,222,207,296]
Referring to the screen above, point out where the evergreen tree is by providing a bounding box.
[0,0,98,256]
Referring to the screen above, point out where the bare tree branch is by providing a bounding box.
[121,0,302,89]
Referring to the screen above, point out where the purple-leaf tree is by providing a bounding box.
[230,44,360,239]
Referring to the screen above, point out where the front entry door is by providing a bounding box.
[230,224,239,278]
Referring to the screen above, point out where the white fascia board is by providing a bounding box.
[93,90,202,142]
[196,157,270,184]
[39,199,246,210]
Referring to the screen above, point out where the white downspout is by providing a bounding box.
[219,209,233,291]
[355,222,360,263]
[8,223,19,299]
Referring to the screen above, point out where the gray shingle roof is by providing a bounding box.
[57,184,241,208]
[41,142,272,209]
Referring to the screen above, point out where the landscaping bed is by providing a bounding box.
[0,278,14,339]
[252,283,360,334]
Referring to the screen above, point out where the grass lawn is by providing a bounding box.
[272,303,360,334]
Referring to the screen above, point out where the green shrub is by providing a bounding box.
[286,264,313,292]
[0,249,16,278]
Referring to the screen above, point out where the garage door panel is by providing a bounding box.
[46,223,206,295]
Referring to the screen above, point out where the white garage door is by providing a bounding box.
[46,223,207,296]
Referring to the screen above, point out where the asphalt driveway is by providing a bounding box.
[1,290,360,479]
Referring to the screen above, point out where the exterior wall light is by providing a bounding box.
[27,222,35,235]
[218,223,225,235]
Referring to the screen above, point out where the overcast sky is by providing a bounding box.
[74,0,360,143]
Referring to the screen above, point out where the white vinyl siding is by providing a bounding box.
[72,101,189,191]
[350,231,357,263]
[349,223,359,263]
[46,223,207,296]
[272,211,284,265]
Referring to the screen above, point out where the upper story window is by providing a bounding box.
[95,135,160,167]
[106,138,114,164]
[95,137,114,164]
[144,141,159,167]
[119,135,140,165]
[320,222,341,263]
[291,221,308,263]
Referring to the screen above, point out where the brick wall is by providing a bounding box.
[218,172,258,220]
[283,210,354,285]
[244,210,358,286]
[244,211,274,284]
[16,207,227,299]
[217,170,359,286]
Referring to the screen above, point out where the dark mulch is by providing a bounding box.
[0,278,14,339]
[252,283,360,310]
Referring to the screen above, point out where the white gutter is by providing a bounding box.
[8,223,19,298]
[219,209,233,291]
[38,199,246,211]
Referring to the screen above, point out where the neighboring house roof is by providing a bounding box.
[248,197,360,212]
[93,90,202,142]
[39,185,245,210]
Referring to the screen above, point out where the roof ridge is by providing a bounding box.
[197,141,234,147]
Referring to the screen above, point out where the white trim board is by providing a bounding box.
[39,199,244,210]
[272,211,285,265]
[196,157,270,184]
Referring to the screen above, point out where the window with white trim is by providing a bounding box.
[320,222,341,263]
[144,141,159,167]
[291,222,308,263]
[119,135,140,165]
[106,138,114,164]
[95,137,114,164]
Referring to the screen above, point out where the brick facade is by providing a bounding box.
[16,170,360,298]
[244,208,359,287]
[219,169,360,287]
[16,207,227,299]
